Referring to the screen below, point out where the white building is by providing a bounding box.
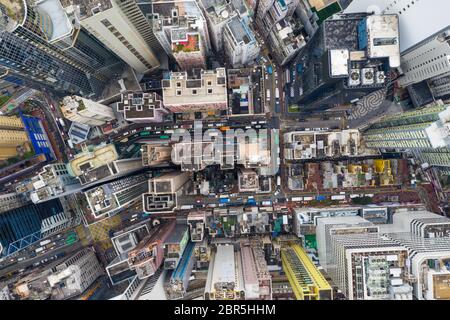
[61,95,116,126]
[29,163,80,204]
[70,0,161,73]
[84,175,148,218]
[223,16,259,67]
[398,27,450,88]
[47,247,104,300]
[204,244,244,300]
[117,92,168,123]
[344,0,450,53]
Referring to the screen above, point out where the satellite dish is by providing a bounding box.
[221,10,229,19]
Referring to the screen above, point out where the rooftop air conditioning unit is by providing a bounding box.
[361,68,375,85]
[348,69,360,86]
[376,71,386,84]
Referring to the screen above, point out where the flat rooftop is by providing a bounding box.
[63,0,113,19]
[36,0,73,42]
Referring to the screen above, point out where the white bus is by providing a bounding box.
[39,239,51,246]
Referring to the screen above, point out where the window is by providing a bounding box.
[176,90,182,96]
[207,88,213,94]
[207,81,212,86]
[192,89,197,95]
[176,82,182,87]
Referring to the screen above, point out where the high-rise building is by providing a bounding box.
[65,0,161,74]
[255,0,317,65]
[29,163,80,204]
[47,247,104,300]
[61,95,116,127]
[204,244,245,300]
[343,0,450,53]
[199,0,258,67]
[127,220,175,279]
[84,174,148,218]
[199,0,239,53]
[117,92,168,123]
[397,28,450,89]
[0,198,65,257]
[150,0,210,71]
[343,1,450,106]
[0,116,30,161]
[0,192,29,214]
[0,0,125,97]
[223,16,259,67]
[363,101,450,169]
[11,247,103,300]
[143,171,190,214]
[379,210,450,300]
[316,216,413,300]
[68,143,143,185]
[284,129,361,160]
[289,13,400,111]
[141,144,172,167]
[162,68,228,114]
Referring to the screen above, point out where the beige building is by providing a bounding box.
[143,171,190,214]
[141,144,172,167]
[61,95,116,126]
[162,68,227,114]
[68,143,142,185]
[0,116,30,161]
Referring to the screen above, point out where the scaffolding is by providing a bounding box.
[281,242,332,300]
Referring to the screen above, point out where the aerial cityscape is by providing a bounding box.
[0,0,449,302]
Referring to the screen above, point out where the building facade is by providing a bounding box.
[0,116,29,161]
[61,95,116,127]
[363,101,450,169]
[0,0,124,97]
[151,0,210,71]
[69,0,161,74]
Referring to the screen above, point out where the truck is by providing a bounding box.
[303,196,313,201]
[316,195,326,201]
[266,89,271,101]
[331,195,346,201]
[67,139,74,149]
[275,88,280,99]
[291,197,303,202]
[219,198,230,204]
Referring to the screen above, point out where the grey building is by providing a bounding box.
[289,12,400,112]
[0,0,126,98]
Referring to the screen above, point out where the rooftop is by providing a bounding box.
[62,0,113,20]
[226,16,253,45]
[36,0,73,42]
